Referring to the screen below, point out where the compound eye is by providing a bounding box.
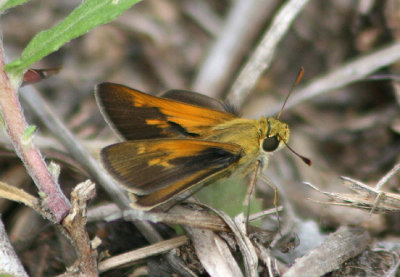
[262,136,280,152]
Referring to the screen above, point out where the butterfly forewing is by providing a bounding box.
[101,139,243,208]
[95,83,237,140]
[161,89,236,114]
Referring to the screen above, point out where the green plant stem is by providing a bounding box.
[0,41,70,223]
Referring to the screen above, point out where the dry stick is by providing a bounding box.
[283,226,370,277]
[192,0,278,97]
[226,0,311,108]
[0,44,70,223]
[20,86,195,276]
[61,180,98,276]
[0,217,28,277]
[264,41,400,116]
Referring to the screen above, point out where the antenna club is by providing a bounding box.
[302,157,312,166]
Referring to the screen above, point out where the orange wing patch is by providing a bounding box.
[95,83,237,140]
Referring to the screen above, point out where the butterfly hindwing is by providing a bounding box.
[95,83,237,140]
[101,139,243,209]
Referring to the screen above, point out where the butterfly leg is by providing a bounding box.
[259,174,282,234]
[242,160,261,232]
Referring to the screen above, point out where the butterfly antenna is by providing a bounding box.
[276,66,304,120]
[281,138,311,166]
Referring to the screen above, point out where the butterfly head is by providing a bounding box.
[260,117,290,153]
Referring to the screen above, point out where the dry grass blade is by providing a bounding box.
[98,235,189,273]
[213,207,258,276]
[232,214,259,277]
[185,228,243,277]
[183,202,259,276]
[305,180,400,212]
[304,163,400,213]
[0,181,40,209]
[121,206,229,232]
[248,206,283,222]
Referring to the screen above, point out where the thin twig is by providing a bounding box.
[375,162,400,190]
[0,42,70,223]
[248,206,283,222]
[226,0,311,107]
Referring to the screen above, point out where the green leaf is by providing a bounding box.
[21,124,36,146]
[22,124,36,138]
[0,0,30,12]
[196,178,263,218]
[5,0,142,78]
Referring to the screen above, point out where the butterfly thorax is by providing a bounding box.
[203,116,289,169]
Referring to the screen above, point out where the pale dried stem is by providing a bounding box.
[226,0,311,107]
[0,217,28,276]
[192,0,278,97]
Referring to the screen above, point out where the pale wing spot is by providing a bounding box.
[137,145,146,154]
[145,119,169,127]
[147,158,170,167]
